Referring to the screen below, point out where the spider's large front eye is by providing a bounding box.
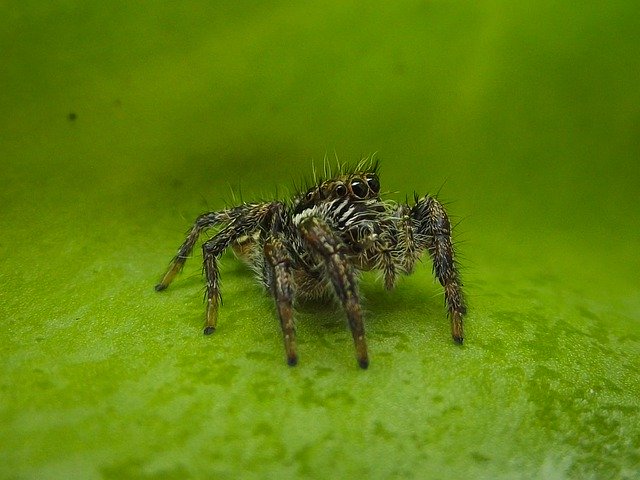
[350,178,368,199]
[366,175,380,194]
[335,183,347,196]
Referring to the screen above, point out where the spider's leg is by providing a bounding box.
[380,249,398,290]
[264,237,298,366]
[156,203,274,291]
[298,216,369,369]
[155,209,236,291]
[200,203,281,334]
[411,195,466,344]
[201,228,236,334]
[397,204,420,275]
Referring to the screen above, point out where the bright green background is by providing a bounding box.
[1,2,639,479]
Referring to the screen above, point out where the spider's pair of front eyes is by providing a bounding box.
[305,175,380,202]
[335,175,380,199]
[337,175,380,199]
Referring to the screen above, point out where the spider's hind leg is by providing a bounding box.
[155,210,235,291]
[158,202,282,335]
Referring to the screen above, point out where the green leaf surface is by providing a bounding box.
[1,2,639,479]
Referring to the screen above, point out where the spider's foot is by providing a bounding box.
[156,265,180,292]
[451,311,464,345]
[354,334,369,369]
[205,298,219,334]
[284,337,298,367]
[358,357,369,369]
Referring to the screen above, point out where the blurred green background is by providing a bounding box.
[1,1,639,479]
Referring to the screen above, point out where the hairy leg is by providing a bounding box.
[156,203,281,291]
[201,228,238,334]
[199,203,285,334]
[396,203,420,274]
[158,202,283,335]
[411,195,466,344]
[380,249,397,290]
[264,237,298,366]
[376,204,418,290]
[298,216,369,369]
[155,209,239,291]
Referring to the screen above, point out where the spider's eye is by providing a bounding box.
[335,183,347,196]
[366,175,380,194]
[305,191,314,202]
[350,178,368,199]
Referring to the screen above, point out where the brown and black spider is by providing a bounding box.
[155,159,465,369]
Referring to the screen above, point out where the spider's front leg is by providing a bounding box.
[412,195,466,344]
[298,216,369,369]
[264,237,298,366]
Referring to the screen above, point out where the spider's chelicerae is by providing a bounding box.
[155,160,466,369]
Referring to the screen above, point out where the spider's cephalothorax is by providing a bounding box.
[155,160,466,369]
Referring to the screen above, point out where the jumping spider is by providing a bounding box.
[155,160,466,369]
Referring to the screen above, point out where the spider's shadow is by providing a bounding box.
[292,274,444,334]
[163,256,444,338]
[363,279,442,317]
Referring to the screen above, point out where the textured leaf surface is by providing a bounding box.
[1,2,639,479]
